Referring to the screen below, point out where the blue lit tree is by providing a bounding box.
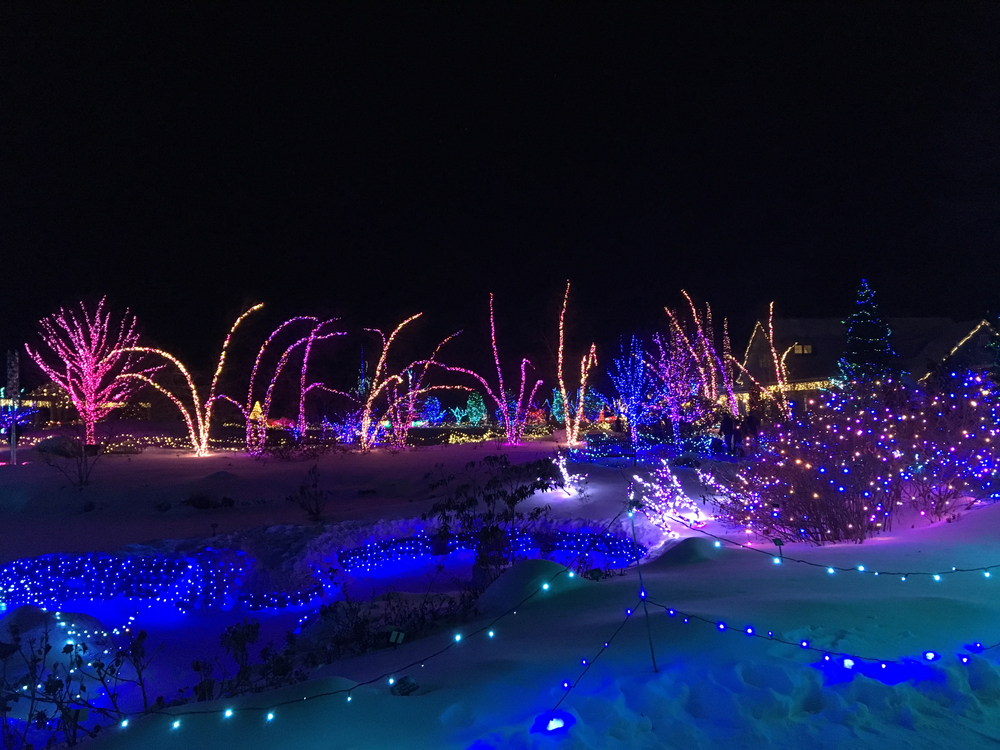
[608,337,660,455]
[838,279,898,381]
[0,401,37,465]
[420,396,444,425]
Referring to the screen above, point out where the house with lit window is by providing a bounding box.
[740,317,998,394]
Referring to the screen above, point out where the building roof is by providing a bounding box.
[741,317,996,386]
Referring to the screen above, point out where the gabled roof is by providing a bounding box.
[741,317,996,386]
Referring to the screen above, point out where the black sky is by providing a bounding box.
[1,1,998,385]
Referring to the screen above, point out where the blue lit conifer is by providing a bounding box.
[838,279,898,381]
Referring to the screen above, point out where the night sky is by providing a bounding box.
[2,1,998,387]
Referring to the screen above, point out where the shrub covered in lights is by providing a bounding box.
[701,380,912,543]
[898,370,1000,517]
[632,460,706,537]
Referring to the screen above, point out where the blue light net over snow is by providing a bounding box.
[334,528,646,577]
[0,549,253,612]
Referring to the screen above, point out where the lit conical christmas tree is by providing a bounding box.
[838,279,898,381]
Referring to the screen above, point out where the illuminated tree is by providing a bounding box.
[650,294,739,442]
[556,281,597,445]
[650,326,703,443]
[421,396,444,425]
[25,298,155,445]
[838,279,898,382]
[632,460,706,538]
[443,294,543,446]
[220,317,346,454]
[356,315,467,451]
[116,305,263,456]
[666,293,738,415]
[466,392,487,425]
[608,336,659,455]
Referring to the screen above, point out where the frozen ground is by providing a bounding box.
[3,440,1000,749]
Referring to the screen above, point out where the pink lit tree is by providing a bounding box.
[25,298,156,445]
[216,317,346,455]
[443,294,543,446]
[556,281,597,445]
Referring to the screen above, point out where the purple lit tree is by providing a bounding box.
[25,298,155,445]
[654,294,739,438]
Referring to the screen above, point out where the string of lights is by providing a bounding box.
[98,500,640,736]
[659,510,1000,581]
[543,583,1000,736]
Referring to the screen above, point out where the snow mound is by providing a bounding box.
[202,471,239,482]
[645,536,724,568]
[475,559,582,617]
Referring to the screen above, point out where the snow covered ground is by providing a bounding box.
[4,440,1000,749]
